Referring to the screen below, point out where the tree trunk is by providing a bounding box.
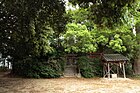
[134,55,140,74]
[134,22,140,74]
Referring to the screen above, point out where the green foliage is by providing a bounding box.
[14,57,65,78]
[69,0,139,28]
[109,34,126,52]
[63,23,97,53]
[0,0,67,75]
[31,25,55,56]
[77,56,102,78]
[0,0,66,57]
[91,26,139,54]
[67,7,94,27]
[125,63,133,76]
[135,6,140,34]
[65,6,139,54]
[66,7,95,31]
[96,35,109,46]
[63,22,138,54]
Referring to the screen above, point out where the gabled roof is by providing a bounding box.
[102,54,129,62]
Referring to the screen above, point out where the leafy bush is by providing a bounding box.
[125,62,133,76]
[14,57,65,78]
[77,56,102,78]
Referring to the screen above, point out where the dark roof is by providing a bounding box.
[102,54,129,62]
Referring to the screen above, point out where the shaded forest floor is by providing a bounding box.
[0,72,140,93]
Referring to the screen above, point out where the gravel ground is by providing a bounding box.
[0,72,140,93]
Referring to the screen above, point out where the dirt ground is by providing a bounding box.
[0,72,140,93]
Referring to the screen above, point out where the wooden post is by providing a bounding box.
[107,63,110,78]
[122,62,126,78]
[103,63,105,78]
[117,64,119,77]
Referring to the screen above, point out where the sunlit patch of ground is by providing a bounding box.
[0,72,140,93]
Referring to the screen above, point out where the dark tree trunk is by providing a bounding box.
[134,23,140,74]
[134,55,140,74]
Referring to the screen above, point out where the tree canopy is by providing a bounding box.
[63,23,97,53]
[69,0,139,28]
[65,4,140,56]
[0,0,66,59]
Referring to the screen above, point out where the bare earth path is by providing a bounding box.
[0,72,140,93]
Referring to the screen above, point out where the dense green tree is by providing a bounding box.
[63,23,97,53]
[65,5,138,54]
[0,0,67,74]
[63,23,138,54]
[133,8,140,74]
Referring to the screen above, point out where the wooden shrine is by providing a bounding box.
[102,54,129,78]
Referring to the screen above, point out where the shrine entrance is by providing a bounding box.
[64,54,80,77]
[102,54,129,78]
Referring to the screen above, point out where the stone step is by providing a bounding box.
[64,65,78,77]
